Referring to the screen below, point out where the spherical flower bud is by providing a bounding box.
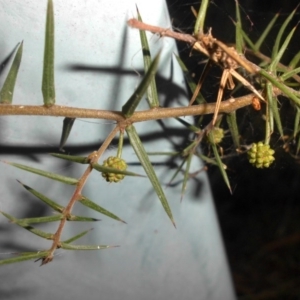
[247,142,275,168]
[208,127,224,144]
[101,156,127,182]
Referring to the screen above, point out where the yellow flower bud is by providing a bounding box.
[101,156,127,183]
[247,142,275,168]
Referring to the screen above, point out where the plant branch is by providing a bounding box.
[0,88,286,123]
[42,126,119,264]
[127,18,259,73]
[127,18,300,104]
[0,92,263,121]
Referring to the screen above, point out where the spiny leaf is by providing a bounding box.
[297,135,300,155]
[42,0,55,106]
[147,151,180,156]
[60,242,118,250]
[194,0,210,35]
[136,7,159,108]
[226,112,240,149]
[208,133,231,193]
[254,13,279,51]
[269,24,298,72]
[17,180,64,212]
[266,82,283,137]
[79,196,126,223]
[271,7,297,64]
[126,124,175,227]
[294,107,300,139]
[280,66,300,81]
[17,214,100,223]
[117,130,124,158]
[264,96,272,144]
[174,53,206,104]
[289,50,300,69]
[50,153,90,164]
[181,153,193,202]
[122,51,161,118]
[175,117,201,133]
[234,0,244,53]
[0,211,53,239]
[195,152,219,166]
[63,229,93,244]
[168,158,186,187]
[59,118,76,151]
[18,215,62,224]
[0,42,23,104]
[0,251,49,266]
[182,141,198,157]
[3,161,79,185]
[259,69,300,107]
[92,162,145,177]
[67,215,100,222]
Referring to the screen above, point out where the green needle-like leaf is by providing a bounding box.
[17,180,64,212]
[175,117,201,133]
[92,162,145,177]
[0,42,23,104]
[289,50,300,69]
[266,82,283,137]
[238,29,255,51]
[296,135,300,155]
[9,214,99,224]
[147,151,180,156]
[50,153,90,164]
[271,7,297,64]
[195,153,219,166]
[0,211,54,239]
[259,69,300,107]
[168,158,186,187]
[63,229,93,244]
[181,153,193,202]
[182,141,198,157]
[67,215,100,222]
[126,124,175,227]
[59,118,76,151]
[235,0,244,54]
[280,66,300,81]
[208,133,231,193]
[269,25,297,72]
[254,13,279,51]
[294,108,300,139]
[60,242,118,250]
[3,161,79,185]
[226,112,240,149]
[79,196,126,223]
[264,96,272,144]
[18,215,62,224]
[122,51,161,118]
[194,0,209,35]
[174,53,206,104]
[0,251,49,266]
[42,0,55,106]
[136,7,159,108]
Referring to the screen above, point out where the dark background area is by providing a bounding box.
[166,1,300,299]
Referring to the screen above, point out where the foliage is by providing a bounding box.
[0,0,300,265]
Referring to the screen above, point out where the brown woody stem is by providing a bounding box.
[0,92,267,122]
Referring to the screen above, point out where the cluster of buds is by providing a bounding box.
[248,142,275,168]
[101,156,127,183]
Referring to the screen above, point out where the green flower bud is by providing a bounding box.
[208,127,224,144]
[247,142,275,168]
[101,156,127,183]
